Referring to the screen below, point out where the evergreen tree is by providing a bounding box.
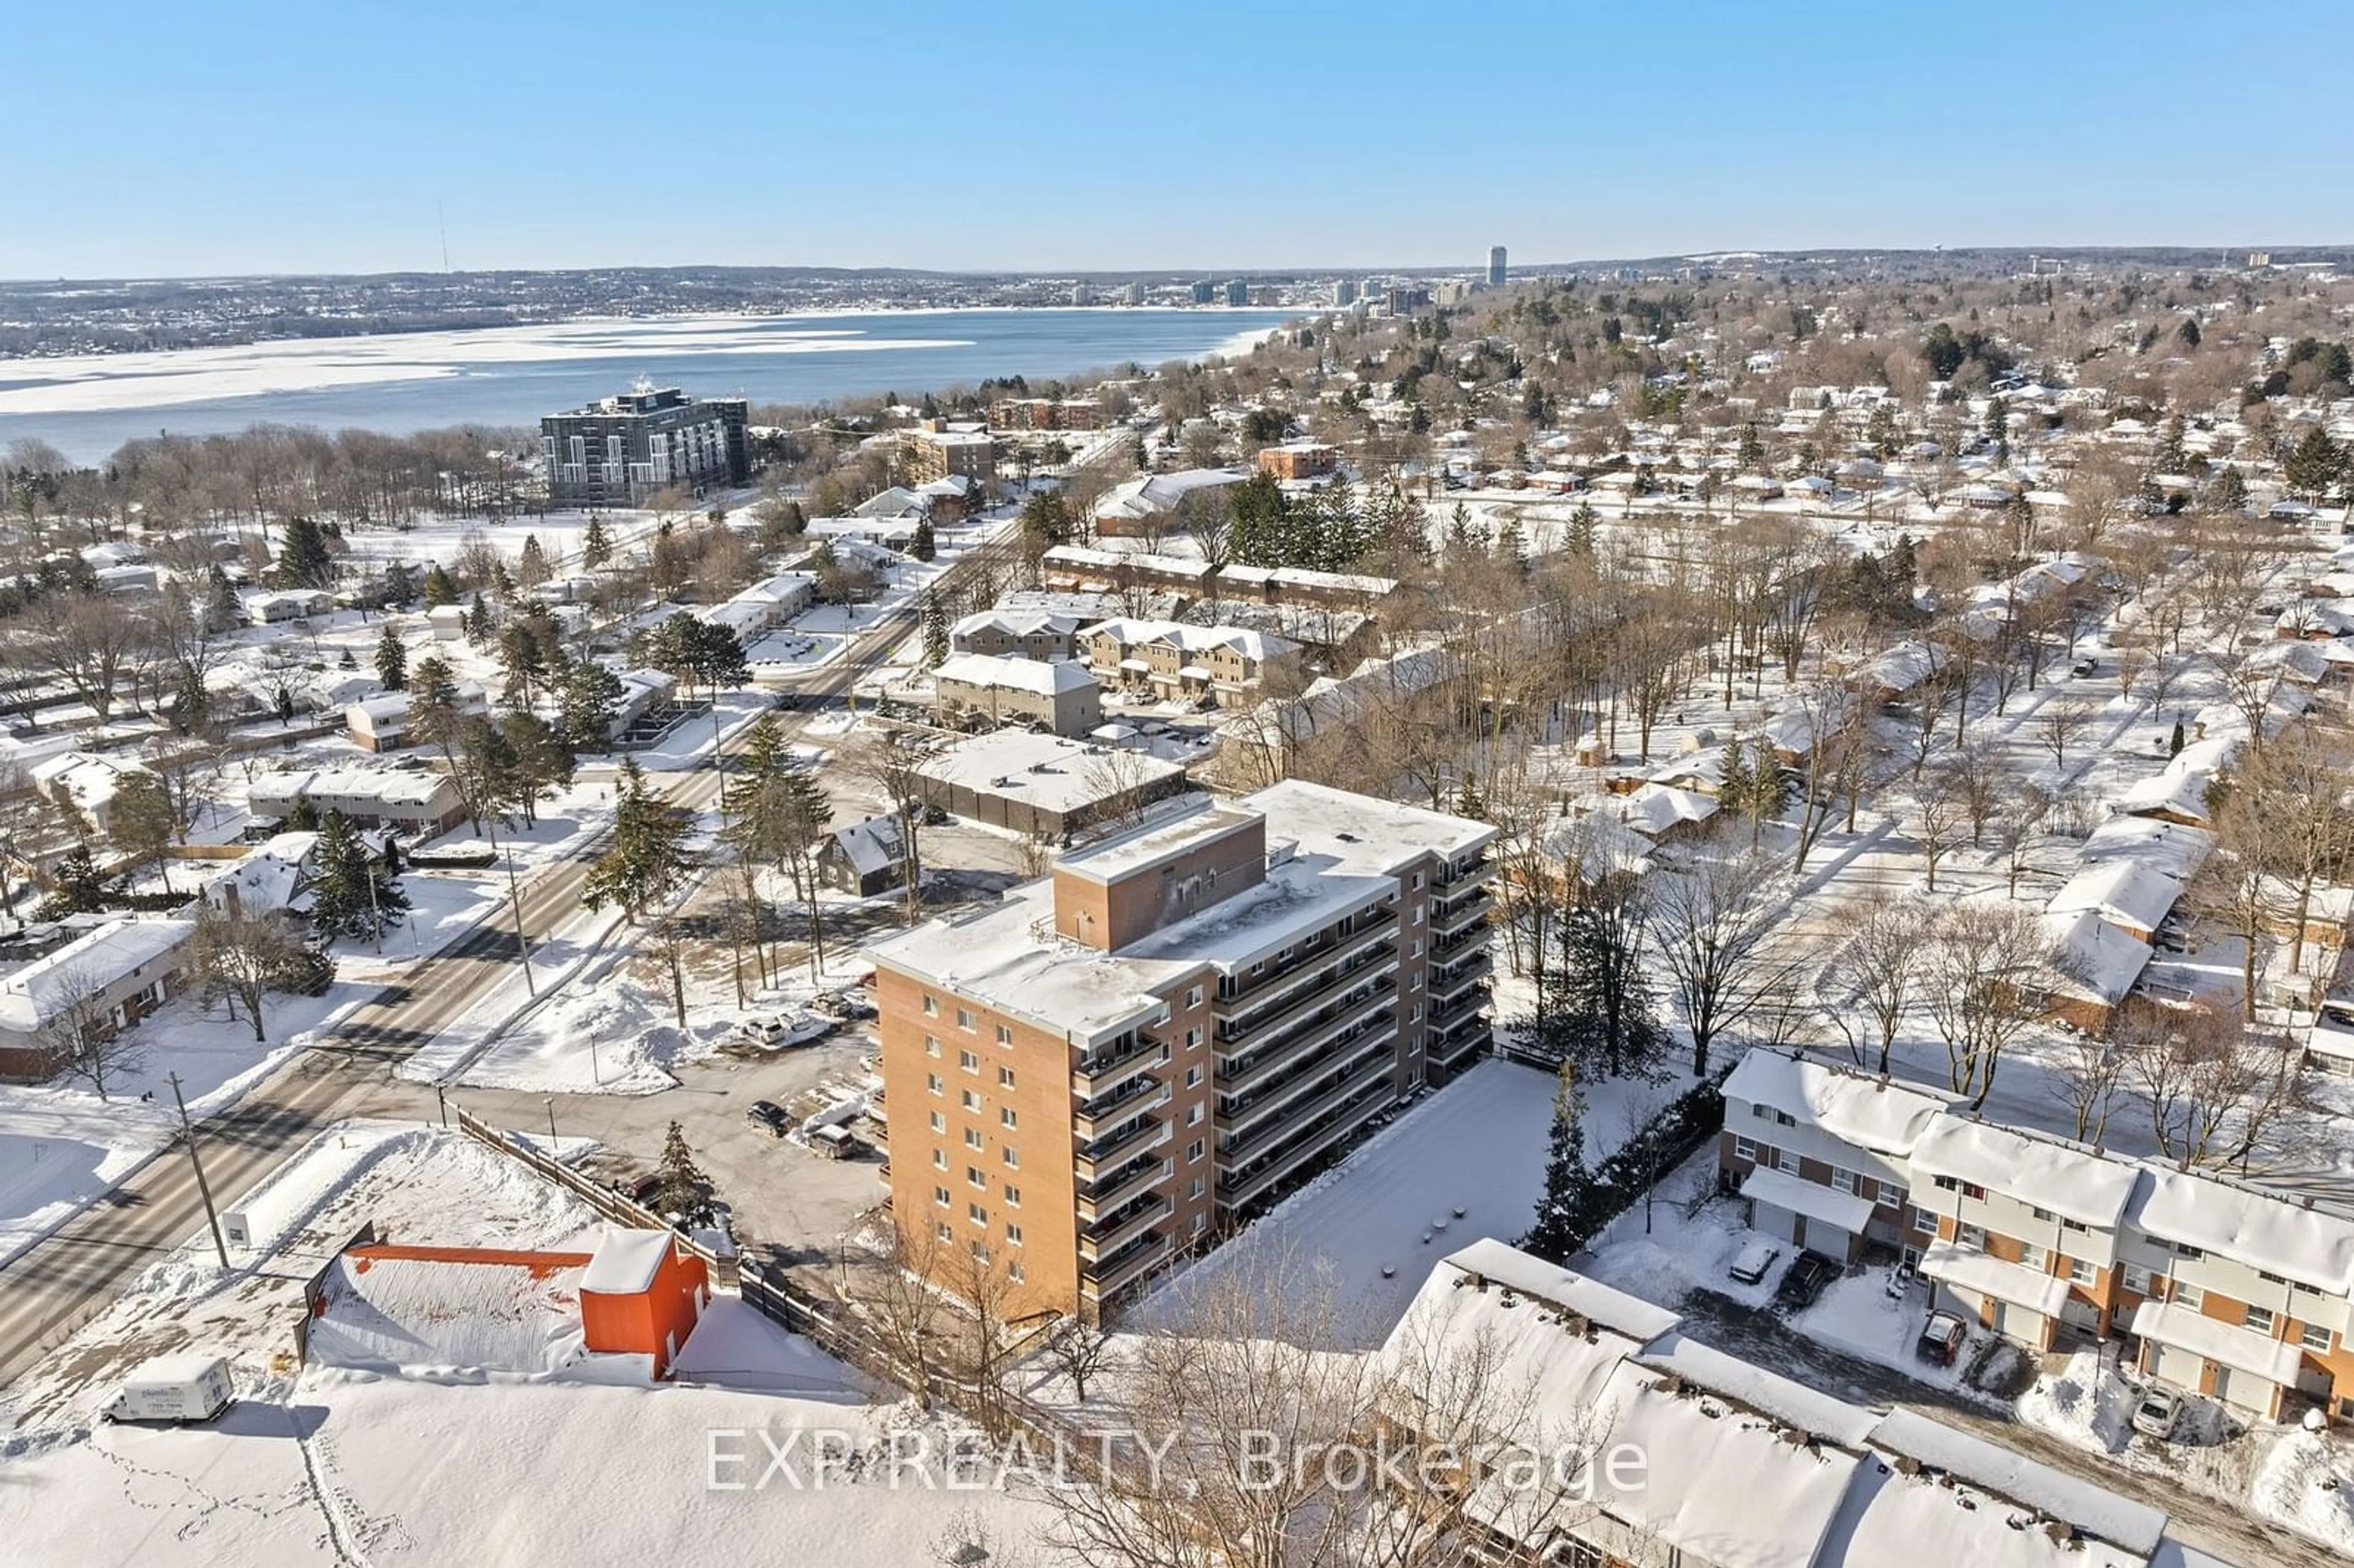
[465,591,493,642]
[1454,772,1487,822]
[110,771,178,893]
[382,562,414,604]
[497,620,548,705]
[2209,465,2249,513]
[1493,512,1525,570]
[422,563,460,607]
[582,758,692,923]
[42,847,110,916]
[1738,422,1766,472]
[375,624,408,691]
[283,797,322,832]
[921,591,950,668]
[490,558,515,599]
[1566,501,1598,557]
[581,516,614,571]
[1227,471,1288,566]
[2155,415,2192,476]
[1866,402,1900,458]
[495,711,574,826]
[650,1120,715,1225]
[204,565,242,633]
[556,657,625,751]
[2284,426,2345,502]
[1525,1068,1594,1262]
[1512,878,1668,1081]
[910,515,937,562]
[516,534,550,588]
[275,515,336,590]
[308,809,410,942]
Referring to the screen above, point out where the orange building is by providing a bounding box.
[579,1228,710,1377]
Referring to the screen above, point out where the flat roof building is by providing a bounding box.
[863,781,1496,1319]
[541,386,750,509]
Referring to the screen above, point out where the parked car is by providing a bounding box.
[1773,1252,1841,1311]
[1916,1311,1968,1366]
[622,1172,663,1205]
[2131,1385,2184,1441]
[1728,1240,1782,1286]
[747,1100,790,1136]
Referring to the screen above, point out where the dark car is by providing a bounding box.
[747,1100,790,1136]
[622,1172,663,1204]
[1773,1252,1841,1312]
[1916,1310,1968,1366]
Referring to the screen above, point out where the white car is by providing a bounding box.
[2131,1385,2183,1441]
[1728,1240,1781,1286]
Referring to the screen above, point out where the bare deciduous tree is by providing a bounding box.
[1918,902,2079,1108]
[1820,892,1929,1074]
[1650,845,1808,1077]
[39,962,145,1100]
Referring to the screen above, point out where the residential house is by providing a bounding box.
[1091,470,1245,538]
[247,767,470,838]
[28,752,148,840]
[1719,1050,1952,1264]
[818,816,905,897]
[245,588,334,625]
[1076,618,1304,710]
[346,683,488,753]
[950,610,1083,663]
[1255,443,1338,479]
[0,918,196,1081]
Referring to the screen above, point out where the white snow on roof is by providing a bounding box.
[1910,1117,2137,1228]
[951,608,1081,642]
[1741,1165,1876,1235]
[934,652,1100,697]
[1079,617,1299,663]
[1721,1049,1952,1156]
[2045,859,2184,933]
[0,918,196,1033]
[915,731,1185,814]
[2077,816,2214,883]
[2128,1298,2304,1387]
[1240,778,1495,873]
[2128,1165,2354,1295]
[1919,1240,2070,1319]
[1616,782,1720,837]
[2040,908,2153,1004]
[1593,1357,1864,1568]
[1434,1239,1683,1342]
[581,1228,674,1295]
[126,1353,228,1386]
[1859,1407,2164,1559]
[1634,1333,1883,1448]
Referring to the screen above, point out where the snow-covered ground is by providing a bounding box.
[0,1114,1067,1567]
[0,983,360,1269]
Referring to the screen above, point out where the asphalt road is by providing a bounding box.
[0,548,981,1390]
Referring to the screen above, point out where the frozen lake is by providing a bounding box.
[0,306,1300,462]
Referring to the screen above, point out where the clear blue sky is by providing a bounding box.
[7,1,2348,279]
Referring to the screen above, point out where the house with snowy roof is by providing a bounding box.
[1075,617,1303,709]
[932,652,1103,736]
[0,917,197,1081]
[948,609,1083,663]
[817,815,904,898]
[1719,1050,1956,1265]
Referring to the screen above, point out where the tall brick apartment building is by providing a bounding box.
[863,782,1496,1320]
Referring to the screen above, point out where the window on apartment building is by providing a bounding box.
[2120,1263,2154,1293]
[1959,1223,1987,1251]
[926,1073,943,1096]
[961,1090,980,1112]
[2062,1219,2088,1233]
[1002,1146,1019,1168]
[2303,1322,2334,1352]
[2259,1269,2290,1287]
[1006,1224,1023,1246]
[971,1239,989,1263]
[1777,1148,1800,1175]
[1184,1026,1203,1050]
[1773,1110,1796,1127]
[1190,1176,1206,1201]
[999,1066,1016,1089]
[931,1150,946,1170]
[1830,1168,1857,1195]
[1933,1175,1958,1191]
[929,1112,945,1133]
[2245,1306,2276,1336]
[996,1024,1013,1046]
[2021,1243,2046,1271]
[1409,1005,1422,1023]
[1187,1103,1204,1126]
[921,995,939,1017]
[2068,1257,2096,1285]
[1000,1108,1018,1129]
[1004,1184,1020,1207]
[2173,1280,2204,1310]
[959,1049,979,1073]
[2031,1206,2054,1223]
[1962,1182,1986,1200]
[934,1186,951,1208]
[1185,1065,1203,1089]
[1186,986,1203,1010]
[936,1221,953,1242]
[1410,938,1423,958]
[925,1035,941,1057]
[1411,908,1423,925]
[2169,1243,2206,1260]
[969,1203,988,1227]
[967,1166,985,1188]
[964,1128,982,1149]
[1187,1138,1206,1163]
[1734,1137,1759,1162]
[1877,1185,1901,1209]
[1193,1213,1209,1236]
[957,1008,977,1031]
[1008,1260,1025,1283]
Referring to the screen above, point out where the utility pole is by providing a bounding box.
[167,1073,231,1271]
[482,817,536,995]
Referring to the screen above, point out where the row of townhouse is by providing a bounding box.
[1073,617,1303,710]
[1382,1238,2206,1568]
[1719,1047,2354,1422]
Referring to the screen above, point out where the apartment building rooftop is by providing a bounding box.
[2131,1162,2354,1295]
[1243,778,1495,874]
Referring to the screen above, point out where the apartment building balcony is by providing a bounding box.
[866,1087,887,1125]
[1219,1028,1396,1157]
[1217,938,1397,1043]
[1074,1112,1171,1183]
[1434,854,1495,892]
[1081,1227,1173,1302]
[1074,1073,1166,1141]
[1075,1154,1172,1224]
[1072,1029,1170,1096]
[1217,976,1397,1095]
[1078,1192,1176,1262]
[1431,999,1492,1044]
[1430,888,1492,938]
[1431,919,1486,960]
[1219,1014,1396,1135]
[1217,1076,1395,1209]
[1216,906,1398,1007]
[1426,1014,1491,1071]
[1428,952,1493,1007]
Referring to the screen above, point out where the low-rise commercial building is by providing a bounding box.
[912,730,1189,839]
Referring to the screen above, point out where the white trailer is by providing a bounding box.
[102,1355,235,1425]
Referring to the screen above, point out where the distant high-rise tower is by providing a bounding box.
[1224,278,1250,306]
[1190,280,1217,304]
[1332,278,1358,306]
[1487,246,1508,286]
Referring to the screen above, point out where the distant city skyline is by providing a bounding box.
[5,1,2349,280]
